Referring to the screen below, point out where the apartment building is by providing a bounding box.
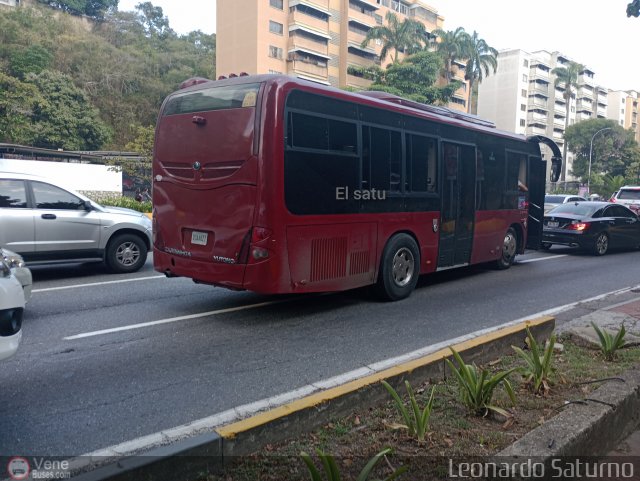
[216,0,470,111]
[607,90,640,142]
[477,49,608,181]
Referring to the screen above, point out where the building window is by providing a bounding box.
[521,89,527,97]
[523,59,529,67]
[520,104,526,111]
[268,45,283,59]
[520,119,526,127]
[621,109,625,114]
[270,0,283,9]
[522,74,528,82]
[269,69,282,74]
[269,20,283,35]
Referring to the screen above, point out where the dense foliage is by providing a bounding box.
[563,118,640,190]
[628,0,640,17]
[0,2,215,150]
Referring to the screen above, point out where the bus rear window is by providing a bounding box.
[163,83,261,116]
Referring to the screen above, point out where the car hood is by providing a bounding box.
[101,206,147,218]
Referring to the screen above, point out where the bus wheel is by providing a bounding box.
[495,228,517,270]
[375,234,420,301]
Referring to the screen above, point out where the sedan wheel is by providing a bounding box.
[592,232,609,256]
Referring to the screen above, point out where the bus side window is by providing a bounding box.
[406,134,437,193]
[369,127,402,193]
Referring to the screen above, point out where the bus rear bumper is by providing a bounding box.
[154,249,246,290]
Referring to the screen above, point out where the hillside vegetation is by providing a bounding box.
[0,1,215,150]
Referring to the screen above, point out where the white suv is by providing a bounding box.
[0,172,152,273]
[611,186,640,214]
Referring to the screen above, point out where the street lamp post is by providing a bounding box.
[587,127,612,197]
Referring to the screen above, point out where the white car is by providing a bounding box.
[0,255,24,361]
[1,248,32,303]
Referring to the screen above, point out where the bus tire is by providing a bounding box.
[106,233,148,273]
[375,234,420,301]
[495,228,517,270]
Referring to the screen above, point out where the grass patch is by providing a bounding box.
[204,337,640,481]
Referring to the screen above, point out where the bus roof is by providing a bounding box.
[171,74,535,145]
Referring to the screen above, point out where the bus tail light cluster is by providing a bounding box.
[238,227,273,263]
[568,221,590,231]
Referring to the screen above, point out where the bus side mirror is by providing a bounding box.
[550,156,562,183]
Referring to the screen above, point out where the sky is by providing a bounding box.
[116,0,638,91]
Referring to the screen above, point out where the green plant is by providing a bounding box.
[87,193,152,213]
[445,347,516,417]
[512,328,556,394]
[381,380,435,441]
[591,322,626,361]
[300,447,406,481]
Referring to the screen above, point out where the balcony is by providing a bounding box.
[576,100,592,112]
[289,59,328,79]
[578,74,596,88]
[552,130,564,140]
[553,118,565,129]
[597,107,607,117]
[347,72,373,89]
[288,35,329,57]
[577,88,593,100]
[576,112,592,122]
[530,70,550,82]
[288,10,330,32]
[351,0,379,10]
[529,84,549,96]
[348,7,377,28]
[348,29,368,47]
[528,98,548,110]
[290,0,330,12]
[347,50,378,68]
[527,125,547,135]
[527,111,547,123]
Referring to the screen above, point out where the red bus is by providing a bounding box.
[152,75,562,301]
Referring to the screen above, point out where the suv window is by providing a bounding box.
[32,181,85,210]
[0,179,28,208]
[617,189,640,200]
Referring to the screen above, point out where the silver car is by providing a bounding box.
[0,172,152,273]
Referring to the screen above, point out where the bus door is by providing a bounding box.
[438,142,476,269]
[526,156,546,249]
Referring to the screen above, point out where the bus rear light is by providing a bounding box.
[229,73,238,78]
[251,227,273,243]
[252,247,269,260]
[218,75,227,80]
[240,72,249,76]
[568,222,590,231]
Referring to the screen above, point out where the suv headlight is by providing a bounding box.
[4,255,25,268]
[0,257,10,278]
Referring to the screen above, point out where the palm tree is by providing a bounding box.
[552,61,584,182]
[360,12,427,65]
[463,31,498,114]
[432,27,469,84]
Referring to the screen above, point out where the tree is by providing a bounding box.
[551,60,584,182]
[26,70,112,150]
[37,0,118,20]
[0,72,42,145]
[9,44,53,78]
[360,11,426,65]
[628,0,640,17]
[463,30,497,114]
[368,51,461,105]
[432,26,469,83]
[563,118,640,184]
[135,1,173,39]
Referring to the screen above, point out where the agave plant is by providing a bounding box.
[300,447,406,481]
[512,328,556,394]
[381,380,435,441]
[445,347,516,417]
[591,322,626,361]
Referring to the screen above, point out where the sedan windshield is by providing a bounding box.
[548,202,600,217]
[544,195,567,203]
[618,189,640,200]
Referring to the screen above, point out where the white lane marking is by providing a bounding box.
[63,300,289,340]
[518,254,568,263]
[33,275,165,293]
[73,283,640,463]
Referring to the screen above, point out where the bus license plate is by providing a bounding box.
[547,221,559,228]
[191,231,208,245]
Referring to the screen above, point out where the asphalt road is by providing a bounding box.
[1,246,639,457]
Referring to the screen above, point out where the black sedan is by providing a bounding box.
[542,201,640,255]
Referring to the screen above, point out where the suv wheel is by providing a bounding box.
[106,234,147,273]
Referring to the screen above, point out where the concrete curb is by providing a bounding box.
[70,316,555,480]
[496,367,640,479]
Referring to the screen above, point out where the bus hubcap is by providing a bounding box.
[392,248,414,287]
[503,232,516,261]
